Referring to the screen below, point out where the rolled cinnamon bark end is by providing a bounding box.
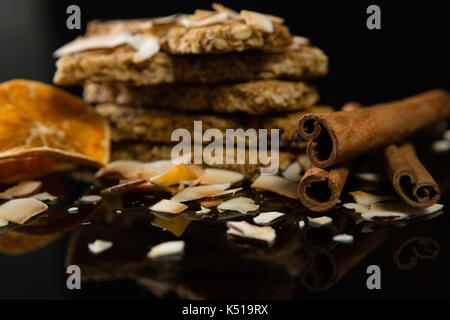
[298,165,349,212]
[384,143,441,207]
[298,90,450,168]
[297,114,338,168]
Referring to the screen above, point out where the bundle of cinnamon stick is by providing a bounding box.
[297,90,450,212]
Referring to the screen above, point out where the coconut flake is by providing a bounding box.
[333,234,354,244]
[251,175,298,199]
[217,197,259,214]
[281,162,302,182]
[150,164,198,187]
[88,239,113,254]
[212,3,240,18]
[253,211,286,225]
[0,198,48,224]
[200,168,244,185]
[240,10,274,33]
[298,220,306,229]
[150,199,188,214]
[432,140,450,153]
[68,207,79,214]
[349,191,396,206]
[171,183,230,202]
[138,160,177,179]
[195,206,211,214]
[54,33,134,57]
[80,195,102,204]
[362,202,444,222]
[307,216,332,228]
[354,172,381,183]
[198,199,223,208]
[30,192,57,201]
[444,130,450,141]
[343,202,370,214]
[95,160,145,180]
[180,12,229,27]
[226,220,276,245]
[147,240,185,259]
[0,181,42,199]
[297,154,312,171]
[201,187,243,201]
[132,35,160,63]
[0,218,9,227]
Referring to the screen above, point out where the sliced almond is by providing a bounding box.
[240,10,274,33]
[147,240,185,259]
[171,183,230,202]
[217,197,259,214]
[281,162,302,182]
[95,160,145,180]
[186,165,204,179]
[180,12,229,27]
[200,168,244,185]
[332,234,354,244]
[131,35,160,63]
[362,202,444,222]
[253,211,286,225]
[307,216,332,228]
[54,33,133,57]
[88,239,113,255]
[298,220,306,229]
[30,192,57,201]
[0,181,42,199]
[0,198,48,224]
[150,164,198,187]
[150,199,188,214]
[349,191,396,206]
[226,220,276,245]
[250,175,298,199]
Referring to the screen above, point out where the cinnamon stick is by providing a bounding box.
[297,164,350,212]
[297,90,450,168]
[384,143,441,207]
[297,102,362,212]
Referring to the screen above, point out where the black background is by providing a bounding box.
[0,0,449,300]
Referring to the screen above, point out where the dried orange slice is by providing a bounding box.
[0,79,110,182]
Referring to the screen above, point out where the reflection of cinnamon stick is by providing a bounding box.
[297,103,361,212]
[299,230,388,291]
[384,143,440,207]
[298,90,450,168]
[389,223,440,271]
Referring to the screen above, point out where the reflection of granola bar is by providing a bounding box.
[96,104,332,148]
[54,45,328,86]
[84,80,319,115]
[110,143,296,180]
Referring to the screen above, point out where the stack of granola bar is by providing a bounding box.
[53,4,329,179]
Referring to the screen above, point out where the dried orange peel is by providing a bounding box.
[0,79,110,182]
